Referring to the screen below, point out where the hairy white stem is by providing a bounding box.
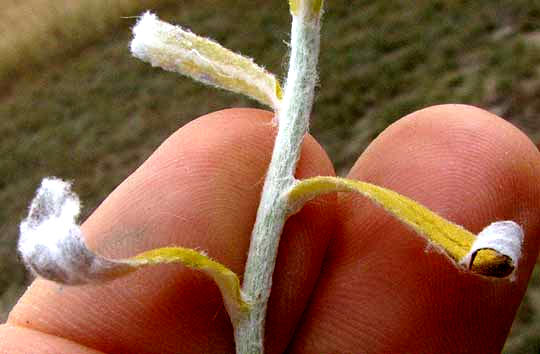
[234,4,322,353]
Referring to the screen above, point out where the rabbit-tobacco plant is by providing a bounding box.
[18,1,524,353]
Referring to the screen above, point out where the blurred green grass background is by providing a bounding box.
[1,1,539,352]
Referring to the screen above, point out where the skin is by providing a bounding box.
[1,105,539,353]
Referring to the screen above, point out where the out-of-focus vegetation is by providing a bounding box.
[1,1,539,352]
[0,0,182,84]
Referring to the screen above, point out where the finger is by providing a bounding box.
[5,108,336,354]
[289,104,540,353]
[0,324,104,354]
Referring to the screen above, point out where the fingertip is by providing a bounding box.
[348,104,540,348]
[351,104,540,277]
[290,104,540,353]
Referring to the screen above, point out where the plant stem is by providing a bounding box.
[234,5,321,354]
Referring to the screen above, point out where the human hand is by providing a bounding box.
[1,104,539,353]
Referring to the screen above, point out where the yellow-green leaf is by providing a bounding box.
[131,12,282,110]
[125,247,250,323]
[287,176,518,278]
[289,0,324,18]
[289,0,299,15]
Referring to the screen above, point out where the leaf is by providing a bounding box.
[286,176,522,278]
[289,0,324,18]
[131,12,282,110]
[19,178,250,325]
[126,247,250,323]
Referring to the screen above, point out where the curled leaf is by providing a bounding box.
[18,177,133,285]
[18,178,250,324]
[131,12,282,110]
[286,176,523,278]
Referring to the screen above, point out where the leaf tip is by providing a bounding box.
[18,177,134,285]
[460,221,523,279]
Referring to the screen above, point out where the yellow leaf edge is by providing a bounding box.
[123,247,250,324]
[289,0,324,18]
[286,176,516,278]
